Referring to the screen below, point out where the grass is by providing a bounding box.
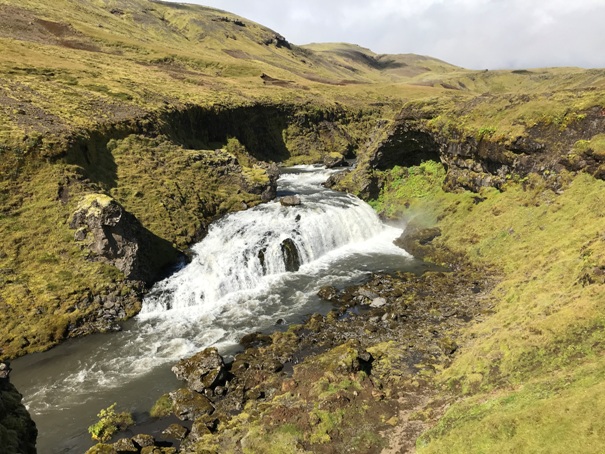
[2,1,605,451]
[370,159,605,452]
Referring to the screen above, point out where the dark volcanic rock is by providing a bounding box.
[0,363,38,454]
[170,388,215,421]
[394,226,442,259]
[69,194,178,284]
[280,238,301,272]
[172,347,227,393]
[323,153,348,168]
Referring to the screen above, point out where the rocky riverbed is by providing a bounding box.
[86,231,495,453]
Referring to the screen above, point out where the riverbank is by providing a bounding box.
[86,239,495,453]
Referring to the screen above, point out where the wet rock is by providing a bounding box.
[240,332,273,349]
[132,433,155,448]
[0,368,38,454]
[280,238,301,272]
[323,153,348,168]
[170,388,215,421]
[162,423,188,441]
[172,347,226,393]
[280,195,301,206]
[112,438,138,452]
[394,226,442,259]
[323,170,349,189]
[317,286,339,302]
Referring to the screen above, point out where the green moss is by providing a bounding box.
[150,394,172,418]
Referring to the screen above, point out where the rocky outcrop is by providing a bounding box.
[394,226,442,260]
[70,194,178,284]
[0,363,37,454]
[361,105,605,194]
[323,152,348,168]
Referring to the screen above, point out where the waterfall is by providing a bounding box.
[14,165,416,453]
[141,166,388,316]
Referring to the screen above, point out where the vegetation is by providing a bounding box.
[87,403,134,443]
[1,0,605,452]
[366,159,605,452]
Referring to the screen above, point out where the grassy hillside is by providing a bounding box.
[2,0,605,453]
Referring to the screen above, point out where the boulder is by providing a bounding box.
[280,238,301,272]
[69,194,178,283]
[240,332,273,349]
[280,195,301,206]
[112,438,138,452]
[394,226,442,259]
[323,153,348,168]
[0,366,38,454]
[370,297,387,308]
[170,388,215,421]
[172,348,226,393]
[131,434,155,448]
[162,424,189,441]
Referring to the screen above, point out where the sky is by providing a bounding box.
[164,0,605,70]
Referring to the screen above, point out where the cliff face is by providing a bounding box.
[339,105,605,197]
[0,363,37,454]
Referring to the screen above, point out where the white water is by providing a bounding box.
[12,165,418,453]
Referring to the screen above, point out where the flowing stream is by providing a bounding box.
[12,165,427,453]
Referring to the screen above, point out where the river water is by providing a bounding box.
[12,165,426,453]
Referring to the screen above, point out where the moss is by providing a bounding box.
[150,394,172,418]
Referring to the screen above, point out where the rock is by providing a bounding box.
[317,286,339,302]
[162,423,189,441]
[0,362,10,380]
[280,238,301,272]
[280,195,301,206]
[370,297,387,308]
[240,332,272,349]
[170,388,215,421]
[69,194,178,283]
[0,371,38,454]
[131,433,155,448]
[141,447,176,454]
[172,347,226,393]
[358,288,379,301]
[394,226,442,259]
[323,153,348,168]
[112,438,138,452]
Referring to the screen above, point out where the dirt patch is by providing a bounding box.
[0,5,101,52]
[222,49,252,60]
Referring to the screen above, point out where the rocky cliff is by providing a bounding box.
[0,363,37,454]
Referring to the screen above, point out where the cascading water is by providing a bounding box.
[141,167,388,316]
[12,165,420,453]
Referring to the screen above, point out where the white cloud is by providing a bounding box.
[163,0,605,69]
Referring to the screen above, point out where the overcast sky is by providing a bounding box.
[164,0,605,70]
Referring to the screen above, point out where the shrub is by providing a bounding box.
[87,403,134,443]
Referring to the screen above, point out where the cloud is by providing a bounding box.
[163,0,605,69]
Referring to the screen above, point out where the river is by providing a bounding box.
[12,165,427,453]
